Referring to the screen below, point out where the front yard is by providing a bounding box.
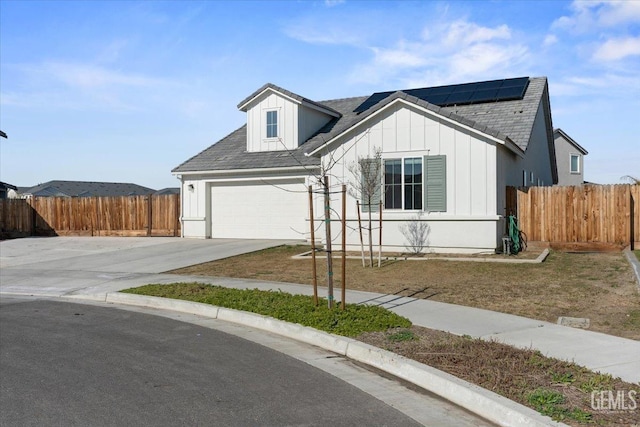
[170,245,640,340]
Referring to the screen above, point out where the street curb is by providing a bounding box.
[624,248,640,292]
[102,292,565,427]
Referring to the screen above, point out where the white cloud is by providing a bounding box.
[43,62,165,89]
[552,0,640,32]
[324,0,345,7]
[543,34,558,47]
[346,19,527,87]
[442,21,511,46]
[592,36,640,61]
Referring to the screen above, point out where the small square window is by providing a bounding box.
[266,110,278,138]
[570,154,580,174]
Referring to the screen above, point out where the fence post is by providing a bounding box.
[631,188,635,251]
[147,195,152,236]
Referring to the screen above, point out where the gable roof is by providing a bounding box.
[21,180,155,197]
[0,181,17,191]
[554,128,588,155]
[237,83,341,118]
[173,77,551,174]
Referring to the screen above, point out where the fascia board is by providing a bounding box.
[238,87,301,111]
[171,165,320,176]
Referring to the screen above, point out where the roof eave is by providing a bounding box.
[238,85,340,118]
[172,165,320,176]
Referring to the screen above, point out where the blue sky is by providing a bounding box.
[1,0,638,189]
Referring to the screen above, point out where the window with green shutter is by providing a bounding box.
[423,155,446,212]
[360,158,381,212]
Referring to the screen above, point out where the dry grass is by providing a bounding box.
[169,244,640,340]
[359,326,640,426]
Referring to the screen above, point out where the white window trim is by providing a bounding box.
[570,153,581,174]
[264,108,280,141]
[383,156,423,212]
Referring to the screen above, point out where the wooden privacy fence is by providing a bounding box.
[0,194,180,238]
[507,184,639,247]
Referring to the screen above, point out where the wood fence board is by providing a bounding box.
[1,194,181,237]
[509,184,638,246]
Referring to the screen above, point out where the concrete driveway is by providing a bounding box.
[0,236,296,297]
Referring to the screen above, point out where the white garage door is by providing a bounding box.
[210,179,307,239]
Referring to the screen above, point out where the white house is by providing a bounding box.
[553,128,588,186]
[173,77,557,253]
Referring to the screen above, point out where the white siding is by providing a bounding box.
[181,178,210,238]
[245,92,299,152]
[317,102,501,253]
[299,105,333,145]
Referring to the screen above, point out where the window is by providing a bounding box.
[570,154,580,174]
[382,155,445,212]
[523,170,528,187]
[266,110,278,138]
[404,158,422,210]
[384,159,402,209]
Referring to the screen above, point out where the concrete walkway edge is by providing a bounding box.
[624,248,640,292]
[94,292,566,427]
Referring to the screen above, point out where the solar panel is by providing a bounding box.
[353,77,530,113]
[497,85,527,100]
[444,91,474,105]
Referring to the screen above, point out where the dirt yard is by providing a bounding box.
[170,244,640,340]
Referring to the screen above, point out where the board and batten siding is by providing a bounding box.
[318,102,502,253]
[245,92,298,152]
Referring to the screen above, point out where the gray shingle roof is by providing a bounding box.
[174,77,550,173]
[554,128,588,155]
[22,180,155,197]
[237,83,341,117]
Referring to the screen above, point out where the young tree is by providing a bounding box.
[348,148,382,267]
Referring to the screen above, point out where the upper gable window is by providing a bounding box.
[570,154,580,174]
[266,110,278,139]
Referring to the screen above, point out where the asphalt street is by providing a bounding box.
[1,297,495,426]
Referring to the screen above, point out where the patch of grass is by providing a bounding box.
[122,283,410,337]
[387,329,417,342]
[634,250,640,261]
[578,373,614,393]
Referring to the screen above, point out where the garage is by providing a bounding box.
[210,178,308,239]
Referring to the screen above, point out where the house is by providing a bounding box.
[154,187,180,195]
[20,180,155,197]
[553,128,588,186]
[0,181,18,199]
[173,77,557,253]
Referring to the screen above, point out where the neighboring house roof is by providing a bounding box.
[554,128,588,155]
[21,180,155,197]
[154,187,180,195]
[173,77,553,174]
[0,181,18,191]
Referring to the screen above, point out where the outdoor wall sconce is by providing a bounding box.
[187,184,194,191]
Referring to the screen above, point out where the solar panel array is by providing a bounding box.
[353,77,530,113]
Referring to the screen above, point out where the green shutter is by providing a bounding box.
[361,159,381,213]
[424,155,446,212]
